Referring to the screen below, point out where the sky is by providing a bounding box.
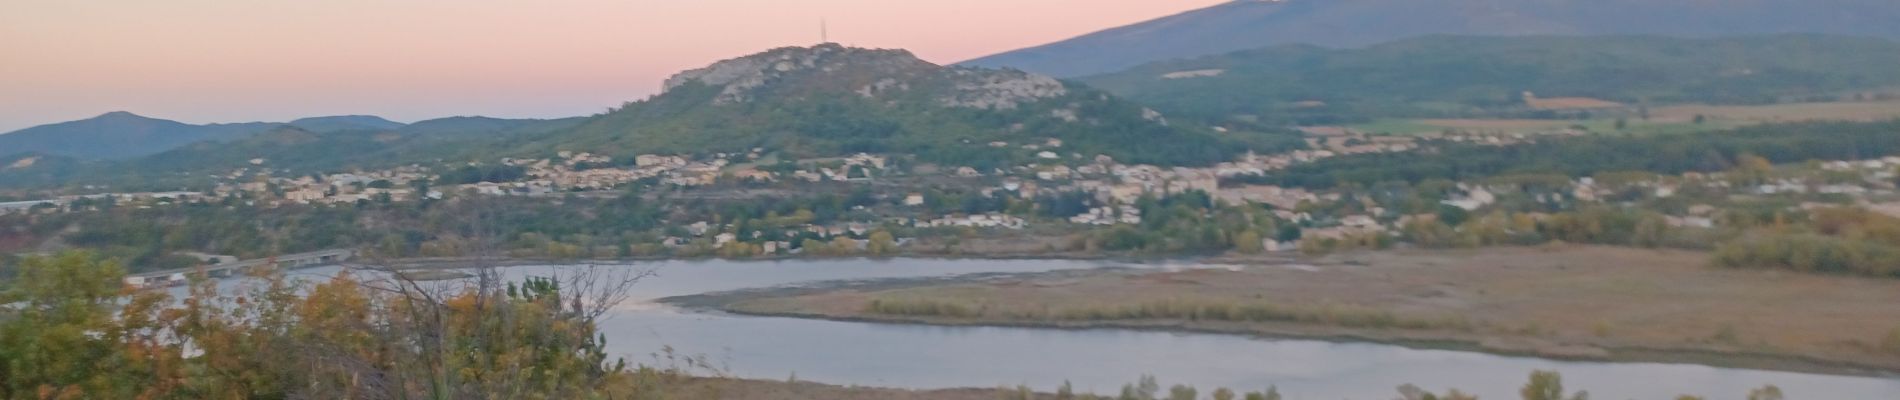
[0,0,1226,132]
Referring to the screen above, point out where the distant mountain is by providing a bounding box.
[288,115,406,133]
[0,112,279,160]
[1078,35,1900,124]
[524,44,1271,167]
[963,0,1900,77]
[117,116,589,182]
[0,114,593,190]
[400,116,584,138]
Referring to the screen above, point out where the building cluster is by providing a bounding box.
[259,167,437,205]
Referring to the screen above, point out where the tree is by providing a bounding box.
[0,252,148,399]
[1747,385,1785,400]
[1233,231,1265,254]
[1212,387,1236,400]
[1521,370,1588,400]
[0,251,653,400]
[800,238,832,256]
[831,236,860,255]
[1168,384,1198,400]
[867,230,898,255]
[1732,153,1774,185]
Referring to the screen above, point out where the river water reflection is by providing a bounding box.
[238,259,1900,399]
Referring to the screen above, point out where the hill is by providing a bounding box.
[963,0,1900,78]
[287,115,406,133]
[1077,35,1900,124]
[399,116,584,138]
[0,116,587,190]
[521,44,1269,167]
[0,112,279,160]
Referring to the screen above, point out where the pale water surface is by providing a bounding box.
[200,259,1900,399]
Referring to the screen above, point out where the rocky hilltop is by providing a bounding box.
[527,44,1246,166]
[661,43,1068,110]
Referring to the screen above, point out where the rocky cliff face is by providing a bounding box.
[938,68,1068,110]
[662,43,1069,110]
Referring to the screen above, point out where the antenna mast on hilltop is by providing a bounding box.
[821,18,830,43]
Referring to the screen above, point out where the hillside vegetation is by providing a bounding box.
[511,44,1289,167]
[965,0,1900,77]
[1081,35,1900,125]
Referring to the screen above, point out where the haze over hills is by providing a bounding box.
[1,43,1279,189]
[0,112,589,161]
[286,115,407,133]
[0,112,283,160]
[963,0,1900,77]
[1079,34,1900,124]
[520,43,1274,167]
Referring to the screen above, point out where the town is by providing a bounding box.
[12,124,1900,261]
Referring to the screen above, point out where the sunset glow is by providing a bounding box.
[0,0,1225,131]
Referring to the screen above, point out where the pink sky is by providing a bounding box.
[0,0,1225,132]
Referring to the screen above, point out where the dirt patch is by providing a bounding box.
[708,245,1900,375]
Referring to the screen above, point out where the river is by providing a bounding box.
[250,258,1900,399]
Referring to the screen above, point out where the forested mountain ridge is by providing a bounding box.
[515,43,1274,167]
[286,115,407,133]
[0,116,586,191]
[963,0,1900,77]
[0,113,414,161]
[1078,35,1900,123]
[0,112,282,160]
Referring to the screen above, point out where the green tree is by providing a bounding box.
[1747,385,1785,400]
[1168,384,1198,400]
[1521,370,1588,400]
[867,230,898,256]
[1212,387,1236,400]
[1233,231,1265,254]
[0,252,144,399]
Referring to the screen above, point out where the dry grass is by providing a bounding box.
[736,245,1900,371]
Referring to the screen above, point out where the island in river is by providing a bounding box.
[667,245,1900,376]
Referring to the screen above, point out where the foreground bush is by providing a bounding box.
[0,251,650,399]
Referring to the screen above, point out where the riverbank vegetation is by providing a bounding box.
[2,251,1799,399]
[867,297,1472,332]
[723,246,1900,373]
[0,251,658,399]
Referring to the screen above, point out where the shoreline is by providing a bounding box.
[658,268,1900,379]
[368,251,1238,271]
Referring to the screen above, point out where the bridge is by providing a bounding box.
[124,249,357,288]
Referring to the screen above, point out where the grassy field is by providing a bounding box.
[728,245,1900,373]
